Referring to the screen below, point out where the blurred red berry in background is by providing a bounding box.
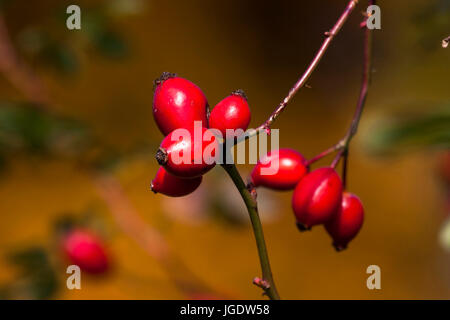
[62,229,109,274]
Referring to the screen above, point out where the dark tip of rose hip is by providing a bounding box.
[333,243,347,252]
[246,181,255,191]
[155,148,168,165]
[296,222,312,232]
[231,89,248,101]
[153,72,177,88]
[150,182,157,194]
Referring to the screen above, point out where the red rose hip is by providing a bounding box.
[62,229,109,274]
[292,167,343,230]
[151,167,202,197]
[209,90,251,138]
[156,127,218,178]
[325,192,364,251]
[251,148,308,191]
[153,72,209,135]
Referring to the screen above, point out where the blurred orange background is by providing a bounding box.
[0,0,449,299]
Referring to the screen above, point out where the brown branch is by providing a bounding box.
[330,1,374,171]
[305,144,341,166]
[310,0,374,178]
[241,0,360,143]
[0,13,48,106]
[93,174,169,260]
[93,173,222,297]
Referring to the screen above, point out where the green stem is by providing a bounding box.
[221,164,280,300]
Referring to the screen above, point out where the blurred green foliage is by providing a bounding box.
[82,11,128,59]
[0,247,58,299]
[413,0,450,51]
[365,104,450,155]
[16,2,130,75]
[0,102,89,155]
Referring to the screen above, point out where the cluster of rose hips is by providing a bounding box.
[150,72,250,196]
[251,149,364,250]
[150,72,364,251]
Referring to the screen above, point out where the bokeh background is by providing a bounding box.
[0,0,449,299]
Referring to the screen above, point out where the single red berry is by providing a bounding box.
[325,192,364,251]
[156,127,218,178]
[151,167,202,197]
[292,167,343,230]
[62,229,109,274]
[250,148,308,191]
[209,90,251,138]
[153,72,209,135]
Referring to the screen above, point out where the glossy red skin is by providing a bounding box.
[292,167,343,228]
[151,167,202,197]
[63,230,109,274]
[159,127,218,178]
[209,94,251,138]
[251,148,308,191]
[325,192,364,250]
[153,77,208,135]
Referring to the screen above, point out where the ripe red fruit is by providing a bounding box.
[153,72,209,136]
[62,229,109,274]
[250,148,308,191]
[151,167,202,197]
[292,167,343,230]
[325,192,364,251]
[156,127,218,178]
[209,90,251,138]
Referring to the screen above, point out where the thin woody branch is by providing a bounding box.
[309,0,375,178]
[0,14,48,106]
[331,0,374,173]
[93,173,220,297]
[240,0,360,143]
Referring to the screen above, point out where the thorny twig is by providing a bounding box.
[311,0,375,189]
[239,0,361,143]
